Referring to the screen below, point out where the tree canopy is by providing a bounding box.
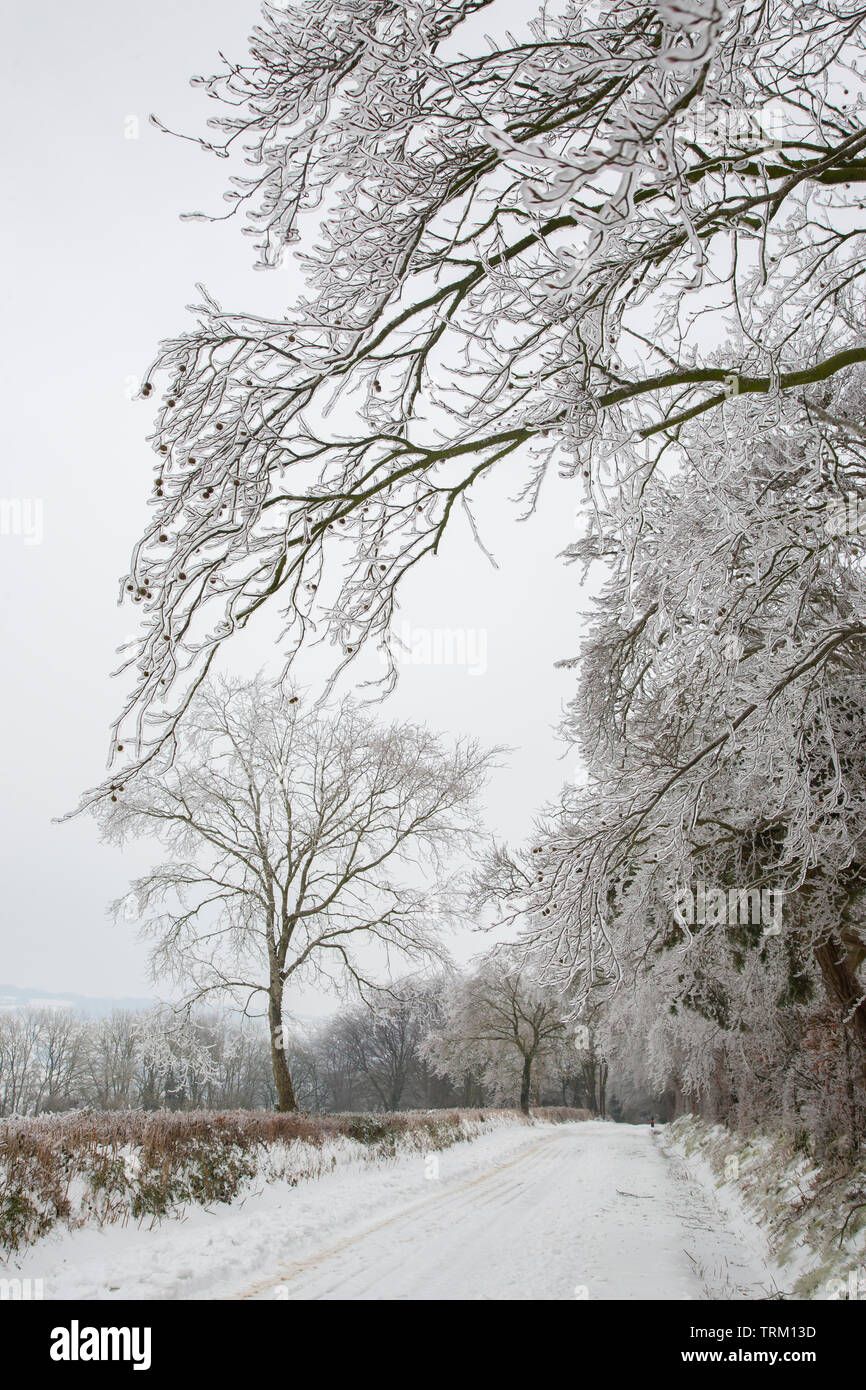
[97,0,866,798]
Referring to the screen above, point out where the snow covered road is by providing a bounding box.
[239,1121,776,1301]
[5,1119,780,1300]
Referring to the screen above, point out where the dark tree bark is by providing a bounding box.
[269,987,298,1113]
[815,938,866,1083]
[599,1060,608,1120]
[519,1053,533,1116]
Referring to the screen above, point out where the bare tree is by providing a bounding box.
[340,980,432,1110]
[97,676,497,1110]
[426,954,568,1114]
[84,1011,141,1111]
[32,1009,87,1114]
[0,1012,41,1117]
[306,1016,362,1113]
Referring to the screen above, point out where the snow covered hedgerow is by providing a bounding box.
[532,1107,593,1123]
[0,1128,73,1255]
[664,1116,866,1299]
[0,1108,524,1253]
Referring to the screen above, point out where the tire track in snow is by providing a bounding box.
[236,1130,561,1300]
[235,1123,778,1301]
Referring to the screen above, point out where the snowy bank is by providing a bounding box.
[663,1115,866,1299]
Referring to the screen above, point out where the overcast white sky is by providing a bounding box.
[0,0,589,1006]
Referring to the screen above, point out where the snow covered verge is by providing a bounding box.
[663,1116,866,1299]
[0,1107,530,1255]
[0,1110,584,1299]
[0,1108,588,1262]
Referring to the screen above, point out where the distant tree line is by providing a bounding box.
[0,965,612,1118]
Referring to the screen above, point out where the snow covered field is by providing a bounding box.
[2,1120,782,1300]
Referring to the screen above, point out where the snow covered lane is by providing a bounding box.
[239,1122,774,1301]
[7,1120,777,1300]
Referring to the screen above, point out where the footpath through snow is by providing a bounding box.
[3,1120,783,1300]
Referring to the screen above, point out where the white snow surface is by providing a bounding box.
[3,1120,780,1300]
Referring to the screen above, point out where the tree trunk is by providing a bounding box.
[519,1054,532,1115]
[841,1025,859,1153]
[269,988,298,1112]
[815,939,866,1080]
